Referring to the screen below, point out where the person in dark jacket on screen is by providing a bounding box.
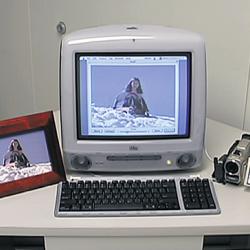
[113,77,149,117]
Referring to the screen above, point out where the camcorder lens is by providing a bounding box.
[225,162,239,174]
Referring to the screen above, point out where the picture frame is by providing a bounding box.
[0,111,65,198]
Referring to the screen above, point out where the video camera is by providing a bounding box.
[213,134,250,185]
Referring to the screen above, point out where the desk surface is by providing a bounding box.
[0,117,249,237]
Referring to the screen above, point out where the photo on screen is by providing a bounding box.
[90,64,177,134]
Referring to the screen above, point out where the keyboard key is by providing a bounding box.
[95,203,144,211]
[81,205,92,211]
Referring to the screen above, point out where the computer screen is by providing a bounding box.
[60,25,206,172]
[76,53,191,139]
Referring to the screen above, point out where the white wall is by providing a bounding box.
[1,0,250,131]
[0,0,35,118]
[244,65,250,131]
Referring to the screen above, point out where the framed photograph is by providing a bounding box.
[0,111,65,198]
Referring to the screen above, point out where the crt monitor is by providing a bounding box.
[60,25,206,173]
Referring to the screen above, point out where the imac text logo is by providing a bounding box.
[129,145,138,151]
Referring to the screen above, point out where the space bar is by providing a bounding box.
[94,204,144,211]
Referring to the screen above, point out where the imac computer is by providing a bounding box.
[60,25,206,173]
